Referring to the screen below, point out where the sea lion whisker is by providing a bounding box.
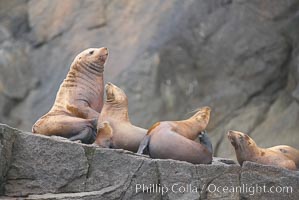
[185,107,201,116]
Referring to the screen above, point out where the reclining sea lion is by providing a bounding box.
[227,130,299,171]
[137,107,213,164]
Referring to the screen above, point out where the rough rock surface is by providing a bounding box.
[1,124,299,200]
[0,0,299,160]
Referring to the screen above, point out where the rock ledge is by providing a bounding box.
[0,124,298,200]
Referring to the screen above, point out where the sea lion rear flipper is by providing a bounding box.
[69,127,96,144]
[137,135,151,155]
[199,130,213,154]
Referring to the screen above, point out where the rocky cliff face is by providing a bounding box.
[1,124,299,200]
[0,0,299,159]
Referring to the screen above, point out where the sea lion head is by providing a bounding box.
[74,47,109,67]
[227,130,256,149]
[192,106,211,125]
[227,130,258,164]
[105,82,128,105]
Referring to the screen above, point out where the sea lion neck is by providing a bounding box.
[74,60,104,76]
[183,117,206,132]
[101,102,129,122]
[236,142,261,164]
[173,119,205,140]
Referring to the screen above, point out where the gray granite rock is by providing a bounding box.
[4,131,89,196]
[0,124,298,199]
[0,124,19,195]
[240,161,299,200]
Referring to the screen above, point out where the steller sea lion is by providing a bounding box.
[93,82,147,152]
[32,47,108,143]
[227,130,299,171]
[137,107,213,164]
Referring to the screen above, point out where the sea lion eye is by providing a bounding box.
[89,50,94,55]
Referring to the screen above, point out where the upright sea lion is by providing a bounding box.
[93,83,147,152]
[32,47,108,143]
[137,107,212,164]
[227,130,299,171]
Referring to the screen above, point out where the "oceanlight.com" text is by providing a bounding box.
[135,183,293,196]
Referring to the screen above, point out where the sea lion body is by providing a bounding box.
[147,124,212,164]
[32,47,108,143]
[227,130,299,171]
[150,107,211,140]
[104,118,146,152]
[93,83,147,152]
[137,107,213,164]
[267,145,299,168]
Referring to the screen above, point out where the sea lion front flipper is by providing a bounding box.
[93,121,113,148]
[199,130,213,154]
[137,135,151,155]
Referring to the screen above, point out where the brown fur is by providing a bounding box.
[227,130,299,171]
[32,47,108,143]
[147,107,211,139]
[137,106,212,164]
[94,121,113,148]
[93,83,147,152]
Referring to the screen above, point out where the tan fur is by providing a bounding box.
[94,121,113,148]
[149,124,212,164]
[32,47,108,143]
[227,130,299,171]
[93,83,147,152]
[138,106,212,164]
[147,107,211,140]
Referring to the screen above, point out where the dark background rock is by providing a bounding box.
[0,0,298,160]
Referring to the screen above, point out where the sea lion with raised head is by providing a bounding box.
[137,107,213,164]
[227,130,299,171]
[32,47,108,143]
[93,82,147,152]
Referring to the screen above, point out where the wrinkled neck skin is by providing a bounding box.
[64,60,104,90]
[236,142,261,165]
[62,60,104,110]
[100,101,129,122]
[75,59,104,75]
